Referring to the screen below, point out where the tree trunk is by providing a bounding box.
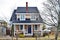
[55,27,58,40]
[12,35,13,40]
[36,36,37,40]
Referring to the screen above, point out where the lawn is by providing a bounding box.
[0,35,60,40]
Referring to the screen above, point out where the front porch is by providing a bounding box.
[13,23,43,37]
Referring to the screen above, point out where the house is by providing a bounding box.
[10,2,43,36]
[0,20,7,36]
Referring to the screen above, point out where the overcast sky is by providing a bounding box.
[0,0,46,22]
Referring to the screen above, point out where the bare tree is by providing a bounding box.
[41,0,60,40]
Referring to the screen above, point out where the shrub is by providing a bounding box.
[19,33,24,38]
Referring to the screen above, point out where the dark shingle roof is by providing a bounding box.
[10,10,17,21]
[16,7,39,13]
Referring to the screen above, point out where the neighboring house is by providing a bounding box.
[0,20,7,36]
[10,2,43,36]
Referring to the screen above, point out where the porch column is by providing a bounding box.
[23,25,25,36]
[40,24,43,36]
[31,25,33,33]
[14,24,16,36]
[32,24,34,36]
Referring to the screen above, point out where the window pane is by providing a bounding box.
[31,16,35,19]
[31,16,36,20]
[20,25,23,30]
[20,15,25,20]
[34,25,37,30]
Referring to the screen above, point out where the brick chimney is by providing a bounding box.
[26,2,28,13]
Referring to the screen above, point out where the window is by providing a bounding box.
[34,25,37,30]
[20,15,25,20]
[31,16,35,19]
[20,25,23,30]
[31,16,35,20]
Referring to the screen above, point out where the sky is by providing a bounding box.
[0,0,46,22]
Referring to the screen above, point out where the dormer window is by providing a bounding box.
[20,15,25,21]
[31,16,35,19]
[31,16,36,20]
[17,14,20,20]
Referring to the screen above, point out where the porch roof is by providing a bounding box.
[12,20,43,23]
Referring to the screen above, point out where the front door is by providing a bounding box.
[24,25,33,36]
[28,25,31,33]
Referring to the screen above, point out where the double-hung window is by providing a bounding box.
[34,25,37,30]
[31,16,35,20]
[19,25,23,30]
[20,15,25,21]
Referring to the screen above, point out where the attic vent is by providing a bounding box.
[26,2,28,13]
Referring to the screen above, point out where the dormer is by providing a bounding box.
[15,2,40,21]
[10,2,41,22]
